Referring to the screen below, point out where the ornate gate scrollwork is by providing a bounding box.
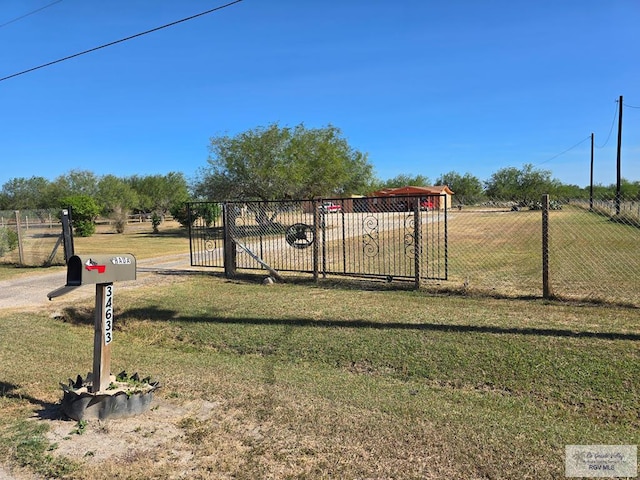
[404,214,416,256]
[286,223,315,249]
[362,215,379,257]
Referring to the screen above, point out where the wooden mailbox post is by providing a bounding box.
[48,254,136,393]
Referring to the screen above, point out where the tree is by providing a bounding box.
[620,179,640,201]
[52,170,100,197]
[0,176,52,210]
[484,164,560,203]
[194,123,374,201]
[60,194,101,237]
[127,173,189,216]
[435,171,483,204]
[378,174,431,189]
[97,175,139,233]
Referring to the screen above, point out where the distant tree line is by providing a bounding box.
[0,170,189,235]
[369,167,639,205]
[2,123,639,235]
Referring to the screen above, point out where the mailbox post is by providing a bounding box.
[93,282,114,392]
[48,254,136,393]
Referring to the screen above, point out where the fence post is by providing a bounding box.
[541,194,552,299]
[223,203,237,278]
[312,200,319,282]
[14,210,24,265]
[414,199,422,289]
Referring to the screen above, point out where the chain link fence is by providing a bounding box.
[189,195,639,307]
[4,194,637,308]
[0,209,65,266]
[445,195,639,306]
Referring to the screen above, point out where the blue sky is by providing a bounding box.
[1,0,639,189]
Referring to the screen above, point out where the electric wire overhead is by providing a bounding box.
[0,0,243,83]
[0,0,63,29]
[535,136,591,167]
[595,99,620,149]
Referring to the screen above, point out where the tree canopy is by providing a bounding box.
[484,164,560,202]
[435,171,484,203]
[126,172,189,215]
[375,174,431,190]
[194,123,374,201]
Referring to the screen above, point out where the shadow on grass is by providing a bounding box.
[148,269,639,308]
[0,381,61,420]
[132,229,190,238]
[118,305,640,342]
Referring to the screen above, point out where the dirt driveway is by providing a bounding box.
[0,254,199,311]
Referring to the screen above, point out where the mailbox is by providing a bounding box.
[48,253,136,300]
[66,254,136,286]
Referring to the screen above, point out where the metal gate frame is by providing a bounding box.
[188,196,447,286]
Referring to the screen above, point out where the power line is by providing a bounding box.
[0,0,243,83]
[535,136,591,166]
[623,102,640,109]
[0,0,63,29]
[595,99,619,149]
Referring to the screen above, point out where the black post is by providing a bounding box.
[414,198,422,290]
[186,203,193,266]
[223,203,237,278]
[312,200,319,282]
[61,207,75,263]
[616,95,623,215]
[589,133,594,211]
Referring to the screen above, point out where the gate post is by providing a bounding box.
[414,199,422,289]
[312,199,319,282]
[223,203,237,278]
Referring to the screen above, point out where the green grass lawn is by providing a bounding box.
[1,275,638,479]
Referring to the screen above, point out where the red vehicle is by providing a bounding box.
[420,198,434,211]
[320,202,342,213]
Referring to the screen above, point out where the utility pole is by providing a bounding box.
[590,133,594,211]
[615,95,623,215]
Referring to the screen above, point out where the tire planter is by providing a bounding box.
[60,373,160,421]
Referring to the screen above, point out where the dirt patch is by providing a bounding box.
[44,398,221,475]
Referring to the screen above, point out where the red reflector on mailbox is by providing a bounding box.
[85,263,106,274]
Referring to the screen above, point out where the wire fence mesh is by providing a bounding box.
[443,196,639,306]
[189,194,639,307]
[0,209,65,266]
[3,194,637,309]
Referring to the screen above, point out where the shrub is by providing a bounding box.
[151,211,162,233]
[0,227,19,256]
[170,203,196,228]
[60,195,101,237]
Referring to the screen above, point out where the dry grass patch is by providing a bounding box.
[1,273,639,479]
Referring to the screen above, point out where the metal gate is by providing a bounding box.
[188,196,447,284]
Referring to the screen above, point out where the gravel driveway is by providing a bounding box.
[0,253,196,310]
